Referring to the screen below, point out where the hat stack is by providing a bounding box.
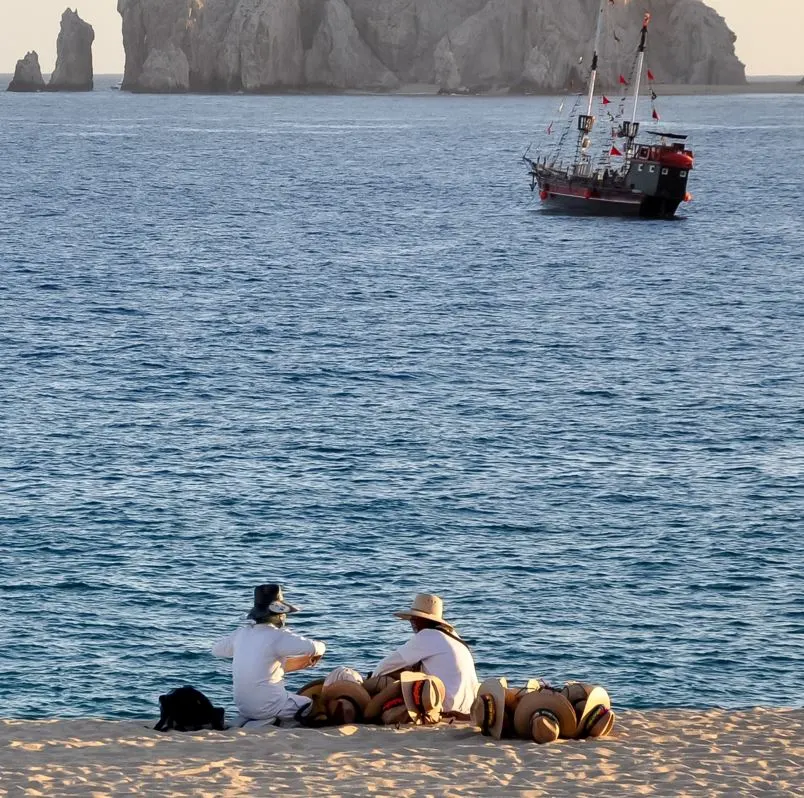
[471,678,544,739]
[297,678,328,725]
[561,682,616,739]
[364,677,407,725]
[513,685,579,744]
[320,680,372,726]
[363,671,446,726]
[400,672,446,725]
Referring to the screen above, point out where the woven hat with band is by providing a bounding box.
[297,678,327,723]
[401,672,446,724]
[364,680,403,723]
[513,687,578,744]
[562,682,615,739]
[394,594,455,632]
[471,678,508,739]
[320,681,372,725]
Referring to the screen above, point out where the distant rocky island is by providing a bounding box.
[7,9,94,92]
[118,0,746,94]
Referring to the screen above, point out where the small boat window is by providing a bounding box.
[680,170,687,177]
[649,165,656,173]
[637,164,644,172]
[661,168,669,175]
[638,147,649,158]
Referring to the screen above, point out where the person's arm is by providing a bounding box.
[275,628,326,660]
[212,631,236,659]
[371,633,430,677]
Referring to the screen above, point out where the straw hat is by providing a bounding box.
[297,678,327,723]
[321,681,372,725]
[381,700,411,725]
[501,680,542,738]
[505,679,542,713]
[471,678,508,739]
[514,689,578,744]
[401,672,446,724]
[363,674,397,695]
[364,680,403,722]
[324,667,364,687]
[564,684,614,739]
[394,594,455,631]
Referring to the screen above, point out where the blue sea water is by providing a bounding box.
[0,80,803,719]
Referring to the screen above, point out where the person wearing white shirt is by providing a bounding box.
[370,593,479,718]
[212,584,326,727]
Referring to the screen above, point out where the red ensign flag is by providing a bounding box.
[610,145,623,156]
[652,108,660,120]
[602,95,611,105]
[647,69,655,81]
[619,75,628,85]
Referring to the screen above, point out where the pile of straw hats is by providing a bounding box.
[300,670,446,727]
[363,672,446,726]
[471,678,615,744]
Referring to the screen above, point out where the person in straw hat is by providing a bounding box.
[212,584,326,727]
[369,593,479,717]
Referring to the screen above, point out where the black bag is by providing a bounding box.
[154,686,227,732]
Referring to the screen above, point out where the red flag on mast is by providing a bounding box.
[602,95,611,105]
[652,108,660,121]
[647,69,655,81]
[619,75,629,85]
[610,145,623,156]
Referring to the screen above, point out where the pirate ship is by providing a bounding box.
[524,2,694,219]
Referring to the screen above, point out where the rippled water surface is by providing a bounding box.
[1,83,802,718]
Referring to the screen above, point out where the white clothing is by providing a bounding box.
[372,628,479,714]
[212,623,326,721]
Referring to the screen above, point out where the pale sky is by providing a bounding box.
[0,0,801,76]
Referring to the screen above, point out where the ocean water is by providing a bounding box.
[1,80,802,719]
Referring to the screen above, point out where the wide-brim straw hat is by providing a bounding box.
[363,674,397,695]
[514,689,578,743]
[565,684,613,739]
[321,681,372,724]
[364,680,403,721]
[504,679,542,713]
[471,678,508,739]
[401,672,446,723]
[381,702,412,726]
[324,667,364,687]
[297,678,327,722]
[394,593,455,632]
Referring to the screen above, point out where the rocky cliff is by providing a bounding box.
[49,8,95,91]
[7,52,46,92]
[118,0,746,94]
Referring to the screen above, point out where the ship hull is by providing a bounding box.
[535,177,682,219]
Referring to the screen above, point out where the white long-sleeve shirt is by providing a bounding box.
[372,629,479,714]
[212,624,326,720]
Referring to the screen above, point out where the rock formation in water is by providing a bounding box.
[117,0,746,94]
[7,52,46,92]
[48,8,95,91]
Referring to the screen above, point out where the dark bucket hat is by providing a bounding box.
[247,584,300,622]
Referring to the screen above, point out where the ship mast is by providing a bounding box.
[630,14,651,123]
[585,0,607,117]
[577,0,607,156]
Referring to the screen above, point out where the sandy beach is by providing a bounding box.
[1,709,801,796]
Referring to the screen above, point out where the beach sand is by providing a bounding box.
[1,709,801,797]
